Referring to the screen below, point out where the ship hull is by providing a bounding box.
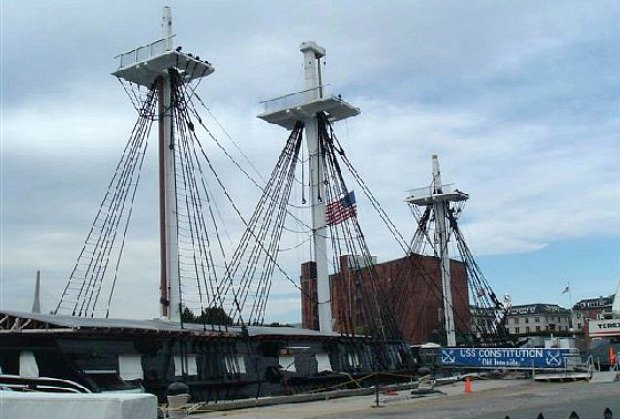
[0,311,416,401]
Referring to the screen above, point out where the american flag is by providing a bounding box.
[325,191,356,226]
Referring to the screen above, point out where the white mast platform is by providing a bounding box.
[405,155,468,347]
[257,42,359,129]
[112,13,213,86]
[112,7,214,322]
[257,41,359,334]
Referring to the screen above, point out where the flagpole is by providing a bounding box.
[567,281,574,334]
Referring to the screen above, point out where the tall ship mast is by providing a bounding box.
[0,8,422,400]
[113,7,214,321]
[257,41,360,333]
[406,155,507,345]
[405,155,468,346]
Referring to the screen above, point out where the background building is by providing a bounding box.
[572,294,615,334]
[301,253,470,344]
[505,304,571,336]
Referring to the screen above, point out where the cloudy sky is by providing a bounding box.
[1,1,619,323]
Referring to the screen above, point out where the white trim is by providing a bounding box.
[19,351,39,378]
[174,354,198,376]
[316,353,332,372]
[279,355,296,372]
[118,355,143,381]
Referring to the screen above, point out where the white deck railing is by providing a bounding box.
[259,85,330,113]
[406,183,457,198]
[114,37,173,69]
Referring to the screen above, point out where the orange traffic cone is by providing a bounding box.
[464,376,472,394]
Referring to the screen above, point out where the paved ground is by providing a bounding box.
[190,379,619,419]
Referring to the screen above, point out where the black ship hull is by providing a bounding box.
[0,311,416,401]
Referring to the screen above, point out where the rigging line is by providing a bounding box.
[175,76,230,323]
[277,236,311,252]
[450,215,503,314]
[174,94,209,318]
[185,99,313,233]
[217,124,301,300]
[179,118,227,320]
[104,122,153,317]
[82,132,147,315]
[184,129,302,326]
[326,117,409,253]
[238,129,302,321]
[281,224,313,235]
[301,135,306,204]
[402,203,478,332]
[165,70,186,323]
[62,90,156,316]
[176,140,230,315]
[117,78,141,114]
[192,92,267,183]
[321,119,396,340]
[250,142,302,323]
[78,102,154,304]
[174,104,213,322]
[57,104,148,314]
[330,135,457,332]
[177,83,235,278]
[325,173,374,336]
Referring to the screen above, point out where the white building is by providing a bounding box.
[505,304,571,335]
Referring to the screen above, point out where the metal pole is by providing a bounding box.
[432,155,456,347]
[157,77,169,318]
[158,7,181,321]
[32,270,41,314]
[163,71,181,322]
[301,42,332,333]
[162,6,172,51]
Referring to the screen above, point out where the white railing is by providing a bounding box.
[406,183,457,199]
[114,37,173,69]
[260,85,330,113]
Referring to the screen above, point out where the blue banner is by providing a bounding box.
[440,348,572,369]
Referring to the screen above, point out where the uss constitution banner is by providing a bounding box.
[440,348,571,369]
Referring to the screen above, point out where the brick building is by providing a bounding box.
[300,253,470,344]
[572,294,614,334]
[505,304,571,335]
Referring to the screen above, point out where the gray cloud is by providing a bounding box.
[2,1,618,321]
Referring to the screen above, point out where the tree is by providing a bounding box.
[181,306,197,323]
[198,306,233,326]
[180,305,233,326]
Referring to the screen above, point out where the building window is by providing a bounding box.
[514,318,519,324]
[525,318,529,324]
[536,326,541,332]
[515,327,520,334]
[535,317,540,323]
[526,326,530,333]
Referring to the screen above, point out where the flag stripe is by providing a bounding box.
[325,191,356,225]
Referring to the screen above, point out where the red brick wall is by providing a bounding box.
[300,262,318,330]
[300,254,470,344]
